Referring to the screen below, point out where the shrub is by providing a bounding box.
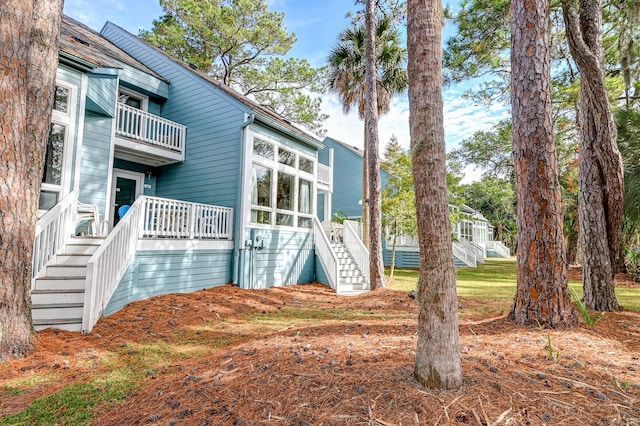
[625,246,640,282]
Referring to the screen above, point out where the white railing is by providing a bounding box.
[83,196,145,333]
[141,196,233,239]
[116,103,186,153]
[343,220,370,287]
[486,241,511,258]
[317,163,332,189]
[32,190,79,287]
[453,241,477,268]
[459,238,486,263]
[83,196,233,333]
[313,217,340,291]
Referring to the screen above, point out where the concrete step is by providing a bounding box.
[44,264,87,278]
[31,289,85,305]
[31,303,84,322]
[33,318,82,332]
[34,276,86,291]
[55,254,92,266]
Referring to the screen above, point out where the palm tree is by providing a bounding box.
[326,15,408,249]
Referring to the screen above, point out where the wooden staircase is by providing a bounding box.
[332,242,368,295]
[31,237,103,332]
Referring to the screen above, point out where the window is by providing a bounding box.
[251,164,272,224]
[248,134,316,228]
[117,87,147,111]
[39,83,74,213]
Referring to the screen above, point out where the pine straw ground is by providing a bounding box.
[1,273,640,425]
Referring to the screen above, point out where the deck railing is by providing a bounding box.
[142,197,233,239]
[343,220,370,287]
[317,163,332,189]
[32,190,79,287]
[83,196,233,333]
[313,217,339,292]
[116,103,186,153]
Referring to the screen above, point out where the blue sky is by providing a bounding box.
[64,0,507,180]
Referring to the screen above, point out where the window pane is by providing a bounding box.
[278,148,295,167]
[38,190,59,211]
[251,164,271,207]
[118,91,142,109]
[253,137,274,160]
[298,216,312,229]
[276,213,293,226]
[299,157,313,173]
[299,179,311,214]
[42,123,65,185]
[277,172,294,211]
[251,209,271,224]
[54,86,69,113]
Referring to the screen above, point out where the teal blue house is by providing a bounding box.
[31,16,369,334]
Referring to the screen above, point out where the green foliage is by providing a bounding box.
[381,137,416,238]
[326,14,407,119]
[448,120,513,180]
[546,333,562,362]
[331,210,350,224]
[141,0,327,134]
[615,107,640,248]
[569,287,602,327]
[624,246,640,282]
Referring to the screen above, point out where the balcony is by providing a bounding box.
[317,163,332,191]
[114,103,186,166]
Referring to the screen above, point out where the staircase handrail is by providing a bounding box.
[459,238,485,263]
[82,196,146,333]
[32,189,79,287]
[452,241,477,268]
[313,217,340,292]
[343,220,370,286]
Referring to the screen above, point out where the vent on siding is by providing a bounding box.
[188,63,198,70]
[72,36,90,46]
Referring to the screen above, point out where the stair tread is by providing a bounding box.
[32,303,84,309]
[31,288,84,294]
[33,318,82,325]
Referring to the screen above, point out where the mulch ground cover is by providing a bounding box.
[1,276,639,425]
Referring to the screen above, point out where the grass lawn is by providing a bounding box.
[387,257,640,313]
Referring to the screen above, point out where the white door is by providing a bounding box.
[110,169,144,229]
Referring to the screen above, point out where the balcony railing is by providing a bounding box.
[115,103,186,154]
[317,163,332,189]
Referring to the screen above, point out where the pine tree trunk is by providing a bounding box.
[362,127,370,248]
[562,0,623,311]
[0,0,63,360]
[408,0,462,390]
[509,0,575,327]
[365,0,385,290]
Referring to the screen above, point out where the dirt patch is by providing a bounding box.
[1,283,639,425]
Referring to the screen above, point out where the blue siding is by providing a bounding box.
[314,254,330,286]
[238,228,315,289]
[79,112,112,215]
[384,248,420,269]
[104,249,233,316]
[86,73,117,117]
[322,137,390,219]
[102,23,247,211]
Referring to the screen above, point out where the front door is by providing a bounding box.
[110,169,144,228]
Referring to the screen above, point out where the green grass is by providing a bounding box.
[388,257,640,313]
[1,372,138,425]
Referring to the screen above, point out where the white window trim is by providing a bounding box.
[244,130,316,231]
[118,86,148,111]
[40,80,77,204]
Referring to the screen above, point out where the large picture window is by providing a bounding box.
[249,134,316,228]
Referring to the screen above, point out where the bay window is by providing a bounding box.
[249,136,315,228]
